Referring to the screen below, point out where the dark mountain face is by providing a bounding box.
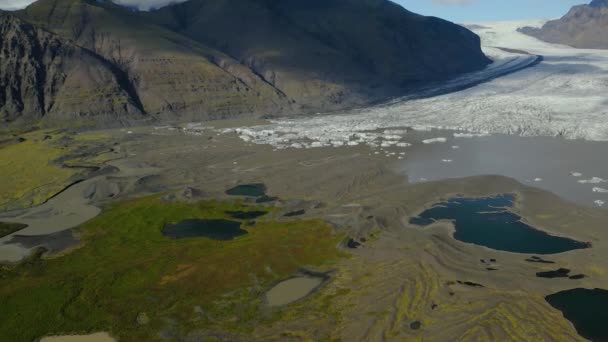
[146,0,491,107]
[519,0,608,49]
[1,0,490,127]
[0,12,144,125]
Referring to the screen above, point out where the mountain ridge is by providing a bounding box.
[519,0,608,49]
[1,0,491,128]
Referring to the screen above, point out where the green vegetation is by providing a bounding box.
[0,196,343,341]
[0,131,77,210]
[0,130,114,211]
[0,222,28,238]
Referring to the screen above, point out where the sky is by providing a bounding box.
[0,0,590,22]
[396,0,587,23]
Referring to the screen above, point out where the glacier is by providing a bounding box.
[227,20,608,149]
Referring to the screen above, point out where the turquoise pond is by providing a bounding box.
[546,288,608,342]
[409,194,589,254]
[225,184,267,197]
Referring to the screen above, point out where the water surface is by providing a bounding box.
[401,132,608,208]
[546,288,608,342]
[409,194,589,254]
[266,276,323,307]
[225,184,266,197]
[162,219,246,240]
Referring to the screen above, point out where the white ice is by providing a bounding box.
[423,137,448,144]
[578,177,607,184]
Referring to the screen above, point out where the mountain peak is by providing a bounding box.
[590,0,608,8]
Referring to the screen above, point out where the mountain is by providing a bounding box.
[11,0,288,125]
[1,0,490,127]
[0,11,156,126]
[519,0,608,49]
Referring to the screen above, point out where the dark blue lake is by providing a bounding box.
[546,288,608,342]
[225,183,267,197]
[409,194,589,254]
[162,219,246,240]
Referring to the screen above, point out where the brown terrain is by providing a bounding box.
[1,0,490,128]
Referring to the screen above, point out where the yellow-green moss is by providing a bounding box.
[0,196,343,341]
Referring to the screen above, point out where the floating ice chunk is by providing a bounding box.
[381,141,399,147]
[396,142,412,148]
[422,137,447,144]
[453,132,490,138]
[347,141,359,146]
[185,122,204,130]
[127,131,133,134]
[442,159,453,163]
[419,178,428,182]
[383,135,403,140]
[384,129,408,135]
[534,178,543,182]
[578,177,607,184]
[311,141,324,148]
[239,135,252,142]
[570,172,583,177]
[595,200,605,207]
[452,145,460,149]
[593,187,608,193]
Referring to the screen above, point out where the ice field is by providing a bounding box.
[231,20,608,148]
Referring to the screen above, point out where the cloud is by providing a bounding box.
[0,0,186,11]
[0,0,36,10]
[111,0,187,11]
[432,0,477,5]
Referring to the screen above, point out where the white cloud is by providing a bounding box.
[0,0,186,11]
[112,0,187,11]
[0,0,36,10]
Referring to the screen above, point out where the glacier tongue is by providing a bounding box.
[227,20,608,149]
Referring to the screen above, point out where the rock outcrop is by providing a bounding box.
[519,0,608,49]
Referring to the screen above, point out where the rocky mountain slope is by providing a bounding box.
[519,0,608,49]
[1,0,490,127]
[146,0,491,110]
[0,12,144,125]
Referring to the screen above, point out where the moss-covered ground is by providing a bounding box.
[0,196,344,341]
[0,131,113,210]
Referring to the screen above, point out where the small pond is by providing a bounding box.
[0,222,28,238]
[266,276,324,307]
[409,194,589,254]
[546,288,608,342]
[162,219,246,240]
[225,183,267,197]
[225,210,267,220]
